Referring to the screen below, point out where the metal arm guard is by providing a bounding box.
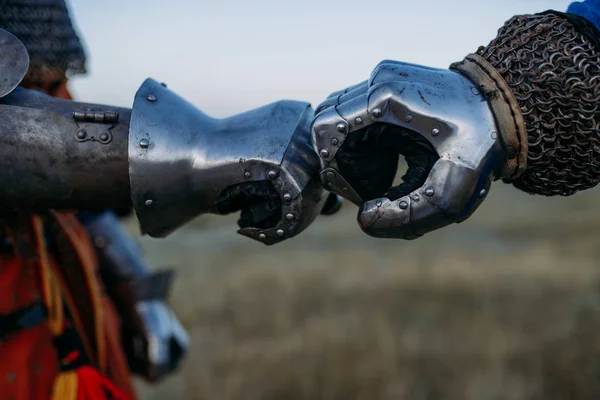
[0,29,327,244]
[81,211,188,381]
[130,79,322,240]
[0,85,132,210]
[452,12,600,196]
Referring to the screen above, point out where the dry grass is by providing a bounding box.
[130,184,600,400]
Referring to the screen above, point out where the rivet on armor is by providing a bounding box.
[139,138,150,148]
[411,193,420,202]
[399,201,409,210]
[283,193,292,202]
[147,94,157,102]
[371,108,382,118]
[331,138,339,146]
[355,117,364,125]
[258,233,267,241]
[285,213,295,221]
[342,187,349,192]
[160,82,168,87]
[277,229,285,237]
[99,132,110,142]
[326,171,335,180]
[320,149,330,158]
[268,170,278,179]
[144,199,154,208]
[431,128,440,137]
[336,122,347,133]
[376,200,382,207]
[480,189,487,197]
[470,86,480,96]
[425,187,434,197]
[244,170,252,178]
[76,129,87,139]
[405,115,413,123]
[491,132,498,140]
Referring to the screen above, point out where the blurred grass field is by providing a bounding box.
[129,182,600,400]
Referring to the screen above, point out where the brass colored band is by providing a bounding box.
[451,54,528,181]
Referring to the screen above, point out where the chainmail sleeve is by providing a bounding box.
[455,11,600,196]
[0,0,87,84]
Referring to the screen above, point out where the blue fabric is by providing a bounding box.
[77,209,110,224]
[568,0,600,30]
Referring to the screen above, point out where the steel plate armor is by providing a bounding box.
[130,79,327,243]
[312,62,503,239]
[312,11,600,240]
[82,212,189,381]
[0,0,87,84]
[0,30,330,245]
[0,29,29,97]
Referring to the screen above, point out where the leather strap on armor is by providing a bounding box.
[0,301,47,341]
[458,11,600,196]
[451,54,528,181]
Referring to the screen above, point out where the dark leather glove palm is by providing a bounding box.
[335,123,438,202]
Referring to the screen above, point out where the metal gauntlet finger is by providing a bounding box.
[315,80,367,115]
[313,92,373,205]
[369,59,450,87]
[358,159,492,239]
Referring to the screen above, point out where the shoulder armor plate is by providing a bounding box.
[0,29,29,98]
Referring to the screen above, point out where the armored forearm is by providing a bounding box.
[80,211,188,381]
[0,88,132,210]
[0,29,329,244]
[452,11,600,196]
[310,10,600,239]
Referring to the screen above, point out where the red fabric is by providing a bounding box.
[0,255,59,400]
[0,77,137,400]
[0,251,137,400]
[76,366,129,400]
[49,212,137,400]
[102,296,137,399]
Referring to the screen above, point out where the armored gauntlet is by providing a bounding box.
[0,29,333,245]
[312,11,600,239]
[454,12,600,196]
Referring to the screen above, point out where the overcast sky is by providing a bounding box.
[68,0,573,116]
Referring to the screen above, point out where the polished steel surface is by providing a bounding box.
[83,211,189,381]
[130,78,327,244]
[133,300,190,382]
[0,29,29,98]
[0,88,132,210]
[0,0,87,82]
[84,211,152,281]
[313,60,503,239]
